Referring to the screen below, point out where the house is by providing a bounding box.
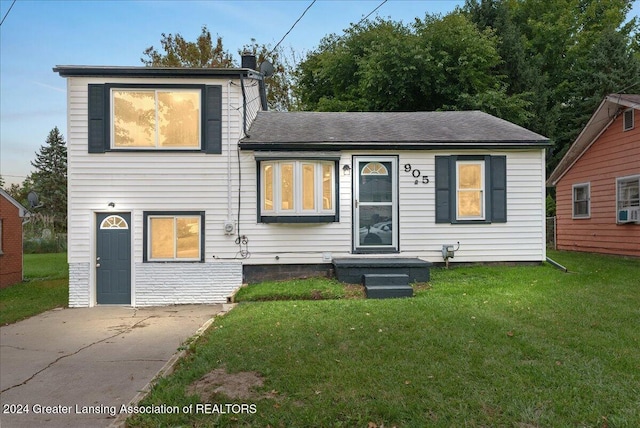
[55,61,550,307]
[0,189,30,288]
[547,94,640,257]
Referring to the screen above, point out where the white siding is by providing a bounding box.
[66,76,261,306]
[236,150,546,265]
[66,73,546,307]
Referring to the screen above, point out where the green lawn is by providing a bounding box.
[0,253,68,324]
[128,250,640,427]
[234,277,362,301]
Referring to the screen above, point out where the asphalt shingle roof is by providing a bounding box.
[239,111,549,150]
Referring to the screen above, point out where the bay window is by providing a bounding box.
[259,160,338,223]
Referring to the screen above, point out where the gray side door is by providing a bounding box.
[96,213,131,304]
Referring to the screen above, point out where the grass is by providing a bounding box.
[127,250,640,427]
[0,253,68,325]
[234,277,361,301]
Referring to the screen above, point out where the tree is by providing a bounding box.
[294,14,530,122]
[142,25,234,68]
[30,127,67,232]
[295,18,427,111]
[240,39,295,111]
[464,0,639,173]
[142,27,294,111]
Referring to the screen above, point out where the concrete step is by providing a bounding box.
[363,273,409,286]
[365,285,414,299]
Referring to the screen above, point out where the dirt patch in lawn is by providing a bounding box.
[186,368,267,400]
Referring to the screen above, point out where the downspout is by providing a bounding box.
[21,212,31,282]
[227,80,232,221]
[239,73,248,136]
[236,72,250,256]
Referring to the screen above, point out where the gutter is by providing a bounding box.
[238,141,551,151]
[53,65,256,79]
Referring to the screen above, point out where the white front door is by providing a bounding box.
[353,156,398,252]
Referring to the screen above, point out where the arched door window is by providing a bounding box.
[361,162,389,176]
[100,215,129,230]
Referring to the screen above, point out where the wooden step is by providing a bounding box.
[363,273,409,286]
[365,285,414,299]
[363,274,413,299]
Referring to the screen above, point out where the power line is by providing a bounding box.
[355,0,388,27]
[0,0,17,27]
[328,0,389,47]
[271,0,316,54]
[267,0,388,58]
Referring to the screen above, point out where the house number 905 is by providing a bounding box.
[404,164,429,185]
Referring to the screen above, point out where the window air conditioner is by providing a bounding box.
[618,207,640,223]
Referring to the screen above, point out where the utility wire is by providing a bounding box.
[0,0,17,26]
[328,0,388,47]
[355,0,388,27]
[270,0,316,55]
[267,0,388,58]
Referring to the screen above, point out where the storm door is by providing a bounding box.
[353,156,398,252]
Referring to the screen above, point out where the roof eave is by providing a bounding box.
[546,97,618,186]
[0,190,30,217]
[53,65,258,79]
[239,140,551,151]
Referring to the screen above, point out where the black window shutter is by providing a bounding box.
[88,84,106,153]
[490,155,507,223]
[435,156,452,223]
[204,85,222,154]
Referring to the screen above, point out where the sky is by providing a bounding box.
[1,0,638,187]
[1,0,469,186]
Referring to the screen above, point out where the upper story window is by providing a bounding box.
[88,84,222,154]
[572,183,590,219]
[259,160,338,223]
[112,89,200,149]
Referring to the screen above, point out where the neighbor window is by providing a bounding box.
[112,89,201,149]
[260,160,337,222]
[623,108,634,132]
[456,160,485,220]
[616,175,640,224]
[572,183,590,218]
[144,212,204,262]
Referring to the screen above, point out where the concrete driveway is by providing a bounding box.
[0,304,230,428]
